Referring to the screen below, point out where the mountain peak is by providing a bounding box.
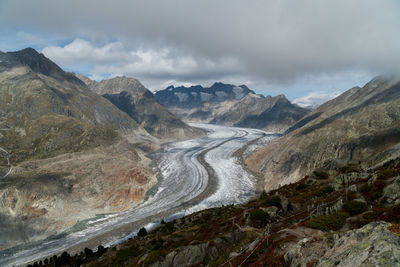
[2,48,84,85]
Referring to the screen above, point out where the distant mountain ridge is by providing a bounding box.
[155,82,255,108]
[76,75,204,139]
[155,82,309,133]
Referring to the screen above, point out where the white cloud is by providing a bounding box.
[42,39,243,90]
[294,91,342,108]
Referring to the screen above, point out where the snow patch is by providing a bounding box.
[200,92,213,102]
[174,92,189,102]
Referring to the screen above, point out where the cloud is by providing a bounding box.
[294,91,341,108]
[2,0,400,94]
[42,39,243,90]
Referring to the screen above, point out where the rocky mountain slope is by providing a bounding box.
[246,75,400,191]
[76,75,203,140]
[36,158,400,266]
[155,83,309,133]
[0,48,158,250]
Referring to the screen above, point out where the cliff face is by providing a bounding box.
[76,75,204,140]
[155,83,309,133]
[0,49,157,249]
[246,76,400,191]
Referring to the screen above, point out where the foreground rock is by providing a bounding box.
[319,221,400,267]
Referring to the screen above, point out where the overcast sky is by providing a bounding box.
[1,0,400,106]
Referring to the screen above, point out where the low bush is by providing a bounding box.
[343,200,368,215]
[259,191,268,200]
[377,169,398,180]
[316,185,334,197]
[250,209,270,226]
[296,183,309,190]
[313,170,329,180]
[360,181,385,202]
[262,196,282,209]
[305,212,349,231]
[137,227,147,237]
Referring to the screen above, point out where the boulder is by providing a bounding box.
[262,206,279,218]
[318,221,400,266]
[383,177,400,204]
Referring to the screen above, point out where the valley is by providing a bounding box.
[0,124,277,267]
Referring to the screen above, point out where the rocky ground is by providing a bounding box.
[30,157,400,266]
[246,76,400,192]
[0,135,158,250]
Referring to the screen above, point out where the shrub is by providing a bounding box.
[360,181,385,202]
[316,185,334,197]
[343,200,368,215]
[84,247,93,257]
[377,169,398,180]
[259,191,268,200]
[313,170,329,180]
[250,209,270,226]
[305,212,349,231]
[296,183,309,190]
[262,196,282,209]
[137,227,147,237]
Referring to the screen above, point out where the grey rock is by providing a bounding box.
[318,221,400,267]
[368,174,378,186]
[262,206,279,218]
[383,177,400,204]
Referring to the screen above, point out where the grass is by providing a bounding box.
[305,212,349,231]
[343,200,368,215]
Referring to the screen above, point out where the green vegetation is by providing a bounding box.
[343,200,368,215]
[262,195,282,209]
[305,212,349,231]
[137,227,147,237]
[377,169,399,180]
[316,185,334,197]
[313,170,329,180]
[296,183,309,190]
[250,209,270,226]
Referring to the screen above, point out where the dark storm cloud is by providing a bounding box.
[1,0,400,94]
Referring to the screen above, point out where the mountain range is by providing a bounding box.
[155,83,309,133]
[0,48,201,250]
[247,75,400,191]
[75,75,203,140]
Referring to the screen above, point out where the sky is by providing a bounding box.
[1,0,400,107]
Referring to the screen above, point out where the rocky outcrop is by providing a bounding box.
[282,222,400,267]
[318,221,400,266]
[383,177,400,204]
[155,83,309,133]
[77,75,204,140]
[247,76,400,191]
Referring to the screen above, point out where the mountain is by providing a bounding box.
[0,48,158,249]
[155,83,309,133]
[76,75,203,140]
[246,75,400,191]
[155,82,255,108]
